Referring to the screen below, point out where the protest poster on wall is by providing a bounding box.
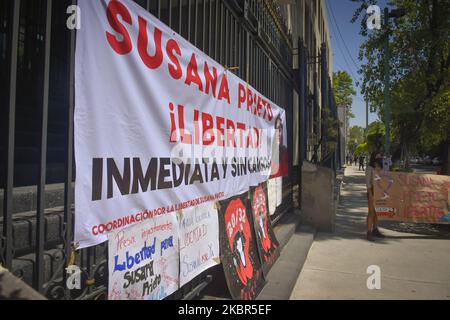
[108,213,179,300]
[74,0,288,248]
[250,183,280,276]
[270,115,289,178]
[267,177,282,216]
[178,203,220,287]
[218,193,265,300]
[374,171,450,224]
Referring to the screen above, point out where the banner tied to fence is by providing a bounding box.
[74,0,288,248]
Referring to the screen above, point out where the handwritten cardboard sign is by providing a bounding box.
[250,183,280,277]
[374,171,450,224]
[179,203,220,287]
[108,213,179,300]
[218,193,265,300]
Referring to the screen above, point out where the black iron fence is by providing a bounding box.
[0,0,303,299]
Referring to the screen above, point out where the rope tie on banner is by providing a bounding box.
[66,244,78,267]
[224,66,240,72]
[66,243,96,286]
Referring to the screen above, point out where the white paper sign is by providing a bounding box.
[178,203,220,287]
[276,177,283,207]
[74,0,287,248]
[108,213,179,300]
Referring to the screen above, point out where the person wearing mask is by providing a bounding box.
[365,152,386,241]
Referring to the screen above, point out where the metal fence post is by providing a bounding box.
[36,0,53,293]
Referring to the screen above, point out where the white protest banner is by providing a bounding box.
[108,212,179,300]
[178,203,220,287]
[74,0,287,248]
[276,177,283,207]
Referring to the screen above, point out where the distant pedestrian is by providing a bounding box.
[353,155,358,166]
[358,155,365,171]
[365,152,386,241]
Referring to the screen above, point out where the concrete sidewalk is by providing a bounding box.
[290,166,450,300]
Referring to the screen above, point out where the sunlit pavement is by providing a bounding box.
[290,165,450,300]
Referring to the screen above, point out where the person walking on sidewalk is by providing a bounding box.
[358,155,365,171]
[365,152,386,241]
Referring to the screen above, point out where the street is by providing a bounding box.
[290,165,450,300]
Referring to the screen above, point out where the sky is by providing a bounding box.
[325,0,388,128]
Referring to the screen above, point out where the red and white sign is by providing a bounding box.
[74,0,287,248]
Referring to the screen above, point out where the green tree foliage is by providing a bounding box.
[333,71,357,127]
[355,143,368,156]
[351,0,450,161]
